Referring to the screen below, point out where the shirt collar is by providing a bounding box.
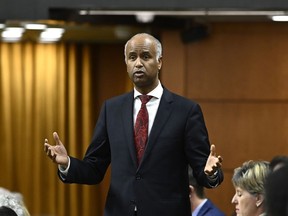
[192,199,208,216]
[134,81,163,99]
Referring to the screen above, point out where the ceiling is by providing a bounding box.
[1,0,288,43]
[2,0,288,21]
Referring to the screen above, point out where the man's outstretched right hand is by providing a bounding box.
[44,132,69,168]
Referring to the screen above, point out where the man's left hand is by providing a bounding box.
[204,144,223,176]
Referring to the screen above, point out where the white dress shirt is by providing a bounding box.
[133,81,163,135]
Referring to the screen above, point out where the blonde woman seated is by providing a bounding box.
[231,160,270,216]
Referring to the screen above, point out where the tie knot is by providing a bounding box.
[139,95,153,104]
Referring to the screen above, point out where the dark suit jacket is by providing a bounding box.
[61,87,224,216]
[197,199,225,216]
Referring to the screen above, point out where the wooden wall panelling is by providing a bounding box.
[161,31,186,95]
[186,22,288,100]
[161,22,288,215]
[201,102,288,166]
[87,43,128,215]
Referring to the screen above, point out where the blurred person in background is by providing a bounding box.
[269,155,288,172]
[0,206,18,216]
[265,164,288,216]
[0,187,30,216]
[188,167,225,216]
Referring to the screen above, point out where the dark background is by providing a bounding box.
[1,0,288,21]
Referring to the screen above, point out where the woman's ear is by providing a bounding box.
[255,194,264,207]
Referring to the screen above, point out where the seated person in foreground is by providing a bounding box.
[231,160,270,216]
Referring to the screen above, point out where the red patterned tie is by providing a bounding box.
[134,95,153,165]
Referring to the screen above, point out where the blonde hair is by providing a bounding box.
[232,160,270,195]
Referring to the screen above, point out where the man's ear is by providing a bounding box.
[158,57,162,70]
[255,194,264,207]
[189,185,194,197]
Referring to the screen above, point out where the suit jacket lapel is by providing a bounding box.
[121,92,138,167]
[198,200,212,216]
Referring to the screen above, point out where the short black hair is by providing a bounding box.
[269,155,288,171]
[0,206,18,216]
[188,167,205,198]
[265,164,288,216]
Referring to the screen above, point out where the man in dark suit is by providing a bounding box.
[44,33,224,216]
[188,167,225,216]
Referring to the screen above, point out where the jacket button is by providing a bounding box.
[136,175,141,180]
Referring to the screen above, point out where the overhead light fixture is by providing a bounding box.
[270,15,288,22]
[79,10,89,15]
[77,9,286,17]
[135,12,155,23]
[1,27,25,42]
[78,9,206,16]
[24,23,47,30]
[39,27,65,43]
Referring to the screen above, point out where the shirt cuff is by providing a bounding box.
[58,156,70,176]
[206,170,219,187]
[207,170,218,180]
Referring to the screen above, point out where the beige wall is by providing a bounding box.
[161,22,288,214]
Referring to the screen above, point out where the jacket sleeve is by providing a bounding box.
[58,102,111,185]
[185,102,223,188]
